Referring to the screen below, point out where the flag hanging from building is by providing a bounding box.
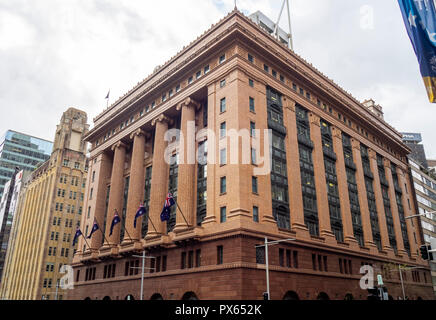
[109,210,121,236]
[105,90,110,100]
[398,0,436,103]
[73,227,82,246]
[134,204,147,228]
[87,220,100,239]
[160,193,175,222]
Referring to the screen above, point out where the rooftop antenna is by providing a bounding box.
[273,0,294,50]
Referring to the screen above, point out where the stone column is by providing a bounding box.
[397,167,418,259]
[283,98,308,237]
[331,127,358,246]
[351,139,376,250]
[104,141,127,247]
[174,98,198,231]
[384,159,407,256]
[309,113,335,241]
[368,149,392,254]
[89,152,112,251]
[123,129,146,243]
[203,84,217,226]
[146,115,170,238]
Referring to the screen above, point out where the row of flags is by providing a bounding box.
[73,193,176,246]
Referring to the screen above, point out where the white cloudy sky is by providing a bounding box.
[0,0,435,158]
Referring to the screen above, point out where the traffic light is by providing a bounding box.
[428,245,434,261]
[420,245,429,260]
[263,292,269,300]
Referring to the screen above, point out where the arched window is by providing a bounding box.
[316,292,330,300]
[150,293,163,300]
[283,291,299,300]
[182,292,199,300]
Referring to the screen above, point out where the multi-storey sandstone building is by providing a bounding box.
[0,108,89,300]
[71,10,433,300]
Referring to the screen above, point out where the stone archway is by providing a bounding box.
[102,296,111,301]
[283,291,300,300]
[344,293,354,301]
[182,292,199,300]
[316,292,330,300]
[150,293,163,300]
[84,297,91,301]
[125,294,135,300]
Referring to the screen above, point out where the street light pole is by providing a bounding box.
[265,237,270,301]
[256,237,296,300]
[398,265,405,300]
[132,251,155,301]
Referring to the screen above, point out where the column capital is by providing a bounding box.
[331,126,342,139]
[283,96,296,112]
[309,113,320,126]
[129,129,147,140]
[368,148,377,160]
[111,141,128,152]
[383,158,391,168]
[151,114,172,127]
[351,138,360,150]
[177,97,201,111]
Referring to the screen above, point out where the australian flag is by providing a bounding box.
[134,204,147,229]
[398,0,436,102]
[87,220,99,239]
[160,193,175,222]
[109,210,121,236]
[72,227,82,246]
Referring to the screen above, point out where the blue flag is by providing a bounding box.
[109,210,121,236]
[160,193,175,222]
[398,0,436,102]
[134,205,147,229]
[87,220,99,239]
[73,227,82,246]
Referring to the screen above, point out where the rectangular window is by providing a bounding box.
[162,256,167,272]
[248,54,254,63]
[251,148,257,165]
[252,176,258,194]
[256,246,265,264]
[181,252,186,269]
[188,251,194,268]
[219,54,226,64]
[280,75,285,82]
[176,84,181,92]
[293,251,298,268]
[272,70,277,78]
[286,250,291,268]
[264,64,269,72]
[253,206,259,223]
[196,249,201,267]
[217,246,223,265]
[220,79,226,88]
[220,122,226,138]
[249,97,255,112]
[220,148,227,165]
[220,176,227,194]
[220,98,226,113]
[279,248,284,267]
[204,65,210,74]
[196,70,201,79]
[249,79,254,87]
[220,207,226,223]
[188,76,193,84]
[312,254,317,270]
[250,121,256,137]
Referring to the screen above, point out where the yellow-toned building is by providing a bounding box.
[0,108,89,300]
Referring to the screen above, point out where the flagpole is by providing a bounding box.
[175,200,190,228]
[147,214,158,234]
[80,233,91,251]
[94,217,110,245]
[119,213,134,244]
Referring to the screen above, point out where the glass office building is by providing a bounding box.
[0,131,53,197]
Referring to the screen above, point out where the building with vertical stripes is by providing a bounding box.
[0,108,89,300]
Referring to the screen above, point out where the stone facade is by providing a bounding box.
[70,10,433,300]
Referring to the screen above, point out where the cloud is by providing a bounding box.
[0,0,435,158]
